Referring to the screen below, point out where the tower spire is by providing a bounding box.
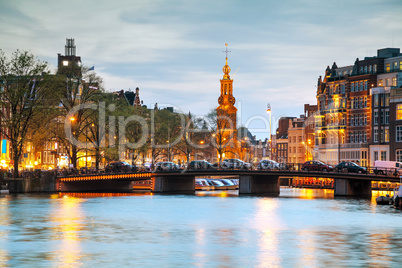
[222,43,231,79]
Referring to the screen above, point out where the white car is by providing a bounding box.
[257,159,280,170]
[221,159,251,170]
[154,161,179,171]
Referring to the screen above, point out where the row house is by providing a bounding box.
[315,48,402,167]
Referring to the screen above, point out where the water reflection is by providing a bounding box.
[253,198,281,267]
[50,195,85,267]
[1,189,402,267]
[0,197,11,266]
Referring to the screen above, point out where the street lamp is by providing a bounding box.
[266,103,272,159]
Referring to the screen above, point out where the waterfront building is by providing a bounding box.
[315,48,401,166]
[274,117,294,164]
[288,116,306,164]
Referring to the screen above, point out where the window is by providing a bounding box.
[360,81,363,91]
[364,132,367,142]
[374,111,378,125]
[351,83,354,92]
[397,150,402,162]
[393,77,397,87]
[374,95,379,107]
[386,63,390,72]
[385,111,389,124]
[351,98,354,109]
[364,97,367,108]
[381,129,384,143]
[381,151,387,161]
[355,132,359,143]
[364,66,367,74]
[359,114,362,125]
[400,61,402,71]
[385,94,390,106]
[364,81,367,90]
[354,98,358,109]
[62,60,69,66]
[369,65,373,73]
[364,114,367,125]
[374,64,377,73]
[350,115,354,126]
[397,104,402,120]
[379,79,383,87]
[374,129,378,143]
[350,132,354,143]
[355,116,358,126]
[341,84,345,94]
[385,128,389,142]
[397,126,402,142]
[394,62,398,71]
[374,151,379,161]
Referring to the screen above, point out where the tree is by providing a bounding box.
[205,109,236,164]
[54,64,104,168]
[0,50,52,177]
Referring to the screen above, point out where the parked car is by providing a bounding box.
[105,161,137,173]
[187,160,216,170]
[221,159,251,170]
[154,161,180,171]
[374,160,402,175]
[335,162,367,173]
[257,159,280,170]
[302,160,333,172]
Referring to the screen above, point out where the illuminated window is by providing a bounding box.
[393,77,397,87]
[385,128,389,142]
[386,63,390,72]
[63,60,69,66]
[394,62,398,71]
[374,64,377,73]
[379,79,383,87]
[400,61,402,71]
[397,104,402,120]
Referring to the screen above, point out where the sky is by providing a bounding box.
[1,0,402,139]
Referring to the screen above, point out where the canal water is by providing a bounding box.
[1,188,402,267]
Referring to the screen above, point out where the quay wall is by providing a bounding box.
[4,171,56,193]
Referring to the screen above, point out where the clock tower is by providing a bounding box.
[216,44,238,158]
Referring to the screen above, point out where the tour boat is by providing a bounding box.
[195,179,215,191]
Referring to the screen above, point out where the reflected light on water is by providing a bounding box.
[50,195,85,267]
[368,233,392,267]
[253,198,281,267]
[0,198,11,266]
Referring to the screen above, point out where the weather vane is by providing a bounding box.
[223,43,231,58]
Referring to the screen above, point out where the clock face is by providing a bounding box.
[218,96,223,105]
[229,96,235,105]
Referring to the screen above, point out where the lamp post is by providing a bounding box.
[266,103,272,159]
